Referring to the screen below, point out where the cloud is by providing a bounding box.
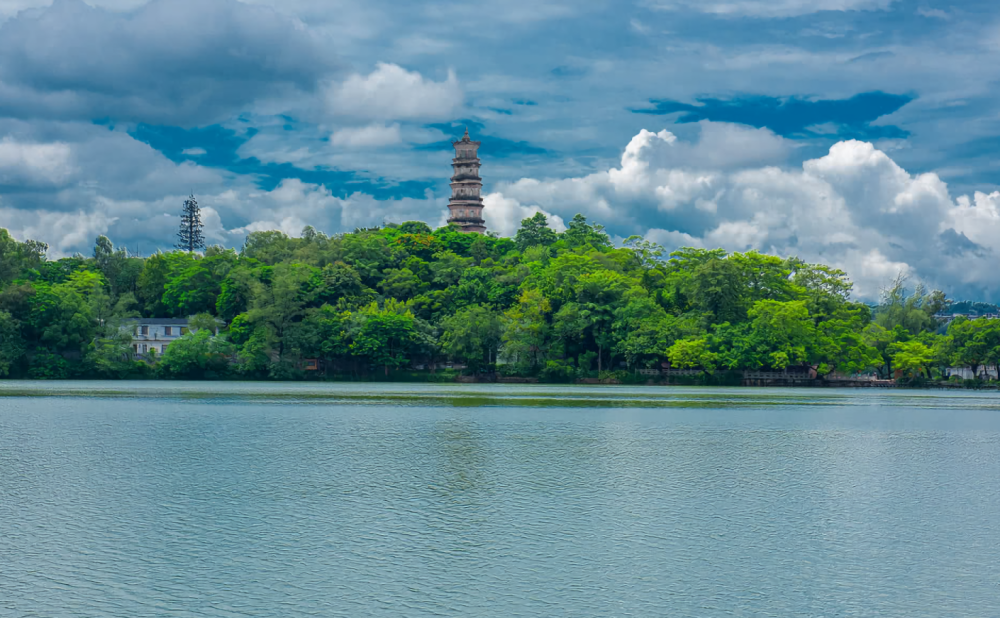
[0,0,334,125]
[847,51,895,64]
[486,125,1000,300]
[218,179,449,238]
[0,174,448,257]
[641,122,792,170]
[632,91,914,141]
[128,122,435,197]
[0,136,74,185]
[330,123,402,148]
[418,120,549,158]
[0,123,222,202]
[642,0,895,18]
[327,63,461,121]
[6,123,1000,301]
[181,147,207,156]
[482,193,566,237]
[917,7,950,20]
[0,205,115,256]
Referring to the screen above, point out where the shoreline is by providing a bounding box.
[1,375,995,390]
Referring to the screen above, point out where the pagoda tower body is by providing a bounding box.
[447,129,486,233]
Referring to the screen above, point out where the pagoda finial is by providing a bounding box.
[462,126,470,141]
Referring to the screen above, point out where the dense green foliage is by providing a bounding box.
[0,216,992,383]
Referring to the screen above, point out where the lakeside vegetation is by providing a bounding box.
[0,214,996,385]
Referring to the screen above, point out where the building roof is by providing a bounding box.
[125,318,191,325]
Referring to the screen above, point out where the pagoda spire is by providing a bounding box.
[446,129,486,233]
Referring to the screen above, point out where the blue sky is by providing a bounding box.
[1,0,1000,298]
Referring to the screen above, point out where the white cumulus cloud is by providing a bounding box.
[482,193,566,238]
[327,62,461,120]
[487,123,1000,299]
[0,136,74,185]
[0,206,115,257]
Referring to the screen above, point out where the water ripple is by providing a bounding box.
[1,383,1000,616]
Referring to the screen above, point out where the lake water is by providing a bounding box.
[2,382,1000,617]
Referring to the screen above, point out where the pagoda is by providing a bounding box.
[446,128,487,233]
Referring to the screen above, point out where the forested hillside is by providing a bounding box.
[0,213,985,382]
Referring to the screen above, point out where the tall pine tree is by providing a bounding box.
[176,195,205,253]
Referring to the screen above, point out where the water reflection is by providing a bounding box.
[1,383,999,616]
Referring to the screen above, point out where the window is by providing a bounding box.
[164,326,172,336]
[140,325,148,335]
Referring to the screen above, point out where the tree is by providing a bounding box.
[500,289,551,372]
[246,263,317,359]
[813,307,880,376]
[137,252,192,317]
[162,251,237,316]
[622,236,665,269]
[0,311,26,376]
[746,300,815,369]
[319,262,365,304]
[948,317,1000,380]
[30,274,103,354]
[4,216,965,386]
[87,329,142,379]
[889,340,934,379]
[216,264,257,320]
[349,303,419,376]
[575,270,632,372]
[242,230,291,264]
[94,235,114,264]
[159,329,235,379]
[379,268,425,300]
[440,305,503,372]
[874,273,946,334]
[666,338,717,373]
[176,195,206,253]
[693,257,748,324]
[1,229,47,284]
[613,288,694,370]
[430,251,474,288]
[864,323,906,379]
[188,312,220,333]
[514,212,557,250]
[398,221,432,235]
[562,214,612,250]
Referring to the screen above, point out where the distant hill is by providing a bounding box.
[941,301,1000,316]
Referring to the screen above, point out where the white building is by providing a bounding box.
[128,318,190,356]
[944,365,1000,380]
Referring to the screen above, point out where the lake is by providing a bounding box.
[2,382,999,617]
